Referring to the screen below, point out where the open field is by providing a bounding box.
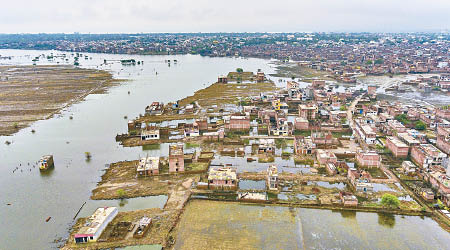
[271,64,333,80]
[0,65,118,135]
[179,81,277,108]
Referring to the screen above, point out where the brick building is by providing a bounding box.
[386,136,409,158]
[169,143,184,173]
[356,150,381,168]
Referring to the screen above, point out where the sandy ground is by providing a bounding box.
[0,65,117,136]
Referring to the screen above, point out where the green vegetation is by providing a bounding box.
[380,194,400,209]
[185,142,200,149]
[275,139,287,149]
[415,121,426,130]
[395,114,427,130]
[236,68,243,73]
[281,151,291,157]
[293,130,311,136]
[116,189,126,198]
[340,105,347,111]
[395,114,411,125]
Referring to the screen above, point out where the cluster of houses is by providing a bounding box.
[351,97,450,206]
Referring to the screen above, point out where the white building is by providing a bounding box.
[141,128,160,140]
[74,207,118,243]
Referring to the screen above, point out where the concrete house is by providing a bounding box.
[356,150,381,168]
[137,156,159,176]
[141,127,160,141]
[226,115,250,131]
[316,149,337,165]
[402,161,417,174]
[386,136,409,158]
[411,144,446,169]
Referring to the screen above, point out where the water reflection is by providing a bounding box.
[378,213,396,228]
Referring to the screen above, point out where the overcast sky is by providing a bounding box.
[0,0,449,33]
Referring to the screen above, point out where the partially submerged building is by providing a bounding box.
[169,143,184,173]
[145,102,164,115]
[294,136,316,155]
[258,139,275,154]
[340,191,358,206]
[266,165,278,191]
[74,207,118,244]
[208,166,238,190]
[39,155,54,171]
[141,126,160,140]
[348,168,373,193]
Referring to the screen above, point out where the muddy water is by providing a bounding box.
[176,200,450,250]
[359,74,450,106]
[0,49,276,249]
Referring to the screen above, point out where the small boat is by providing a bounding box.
[39,155,54,171]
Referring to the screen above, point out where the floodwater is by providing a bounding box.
[307,181,347,190]
[0,49,276,249]
[359,74,450,106]
[175,200,450,250]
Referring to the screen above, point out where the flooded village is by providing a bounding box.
[58,65,450,249]
[1,40,450,250]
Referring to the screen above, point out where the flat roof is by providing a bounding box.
[76,207,118,236]
[137,156,159,171]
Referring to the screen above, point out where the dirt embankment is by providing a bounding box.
[0,65,119,136]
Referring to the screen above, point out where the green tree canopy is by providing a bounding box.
[236,68,243,73]
[380,194,400,208]
[415,121,426,130]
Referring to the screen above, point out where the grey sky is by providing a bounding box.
[0,0,449,33]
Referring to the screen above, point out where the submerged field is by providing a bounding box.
[0,65,117,135]
[173,200,450,250]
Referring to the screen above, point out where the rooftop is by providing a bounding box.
[75,207,118,236]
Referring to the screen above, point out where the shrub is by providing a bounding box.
[116,189,126,198]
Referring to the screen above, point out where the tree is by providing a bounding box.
[236,68,243,73]
[415,121,426,130]
[116,189,126,198]
[380,194,400,208]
